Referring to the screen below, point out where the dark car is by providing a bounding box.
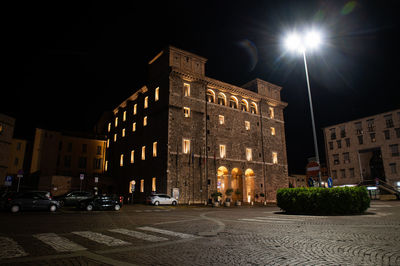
[78,194,123,211]
[5,191,60,213]
[55,191,93,207]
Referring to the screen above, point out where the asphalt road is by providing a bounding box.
[0,201,399,265]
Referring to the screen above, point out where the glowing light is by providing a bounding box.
[284,30,323,53]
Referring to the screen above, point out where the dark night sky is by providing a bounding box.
[3,1,400,174]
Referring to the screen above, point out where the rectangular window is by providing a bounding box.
[340,125,346,138]
[336,140,341,149]
[269,107,274,119]
[271,127,276,136]
[184,107,190,118]
[105,161,108,171]
[355,122,363,134]
[122,128,126,137]
[384,130,390,140]
[134,104,137,115]
[155,87,159,101]
[370,133,376,142]
[389,163,397,174]
[144,96,148,109]
[345,138,350,147]
[367,119,375,132]
[108,123,111,132]
[219,144,226,158]
[114,133,117,142]
[358,135,363,145]
[332,170,337,179]
[93,158,102,170]
[132,122,136,132]
[183,139,190,154]
[395,128,400,138]
[107,139,110,148]
[340,169,346,178]
[390,144,399,156]
[329,142,333,150]
[131,150,134,163]
[384,114,394,128]
[153,142,157,157]
[140,179,144,193]
[272,152,278,164]
[219,115,224,125]
[184,83,190,96]
[343,152,350,163]
[152,177,156,192]
[96,146,102,155]
[142,146,146,160]
[123,111,126,121]
[245,121,250,130]
[143,116,147,126]
[120,154,124,166]
[349,168,355,178]
[330,128,336,140]
[246,148,252,161]
[333,154,339,165]
[115,117,118,127]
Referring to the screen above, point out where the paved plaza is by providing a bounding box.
[0,200,399,265]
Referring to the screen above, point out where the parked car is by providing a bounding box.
[5,191,60,213]
[55,191,93,207]
[146,194,178,206]
[78,194,123,211]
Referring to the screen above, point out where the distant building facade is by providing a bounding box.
[323,109,400,190]
[7,139,29,175]
[30,128,108,195]
[0,114,15,182]
[105,46,289,204]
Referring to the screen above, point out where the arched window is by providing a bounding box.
[241,99,249,112]
[250,102,257,114]
[229,96,238,109]
[218,93,226,106]
[207,89,215,103]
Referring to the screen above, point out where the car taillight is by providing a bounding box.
[119,196,123,203]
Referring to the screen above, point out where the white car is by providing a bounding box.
[147,194,178,206]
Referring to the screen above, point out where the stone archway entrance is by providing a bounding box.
[231,168,243,202]
[217,166,229,200]
[245,169,255,203]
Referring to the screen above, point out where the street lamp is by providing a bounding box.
[285,30,323,186]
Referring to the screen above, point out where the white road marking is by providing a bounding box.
[0,236,28,259]
[137,226,195,239]
[72,231,130,246]
[370,204,392,208]
[33,233,87,252]
[254,217,305,222]
[109,228,168,242]
[238,218,295,223]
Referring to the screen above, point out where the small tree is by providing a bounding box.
[211,191,222,202]
[225,188,233,202]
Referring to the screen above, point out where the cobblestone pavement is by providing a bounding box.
[0,201,399,265]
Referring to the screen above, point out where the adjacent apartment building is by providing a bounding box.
[323,109,400,190]
[0,113,15,182]
[105,46,289,204]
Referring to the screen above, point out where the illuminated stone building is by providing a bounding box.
[0,113,15,181]
[323,109,400,192]
[105,46,288,204]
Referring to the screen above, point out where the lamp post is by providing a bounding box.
[285,30,322,186]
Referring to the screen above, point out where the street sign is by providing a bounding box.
[4,176,12,186]
[306,161,320,177]
[80,174,85,180]
[327,177,333,188]
[94,177,98,183]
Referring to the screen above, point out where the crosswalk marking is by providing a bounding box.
[72,231,130,246]
[137,226,195,239]
[0,236,28,259]
[33,233,87,252]
[109,228,168,242]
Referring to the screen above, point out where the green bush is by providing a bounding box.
[277,187,370,215]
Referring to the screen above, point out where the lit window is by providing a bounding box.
[241,100,249,112]
[250,102,257,114]
[183,139,190,154]
[123,111,126,121]
[142,146,146,160]
[207,89,215,103]
[152,177,156,192]
[144,96,148,109]
[122,128,126,137]
[107,139,110,148]
[143,116,147,126]
[271,127,276,136]
[246,148,252,161]
[245,121,250,130]
[129,180,136,193]
[269,107,274,119]
[131,150,134,163]
[155,87,159,101]
[219,115,224,125]
[140,179,144,193]
[115,117,118,127]
[132,122,136,132]
[184,83,190,96]
[134,104,137,115]
[218,93,226,106]
[219,144,226,158]
[105,160,108,171]
[184,107,190,118]
[120,154,124,166]
[153,142,157,157]
[230,96,238,109]
[114,134,117,142]
[272,152,278,164]
[108,123,111,132]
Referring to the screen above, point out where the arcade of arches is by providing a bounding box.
[217,166,258,203]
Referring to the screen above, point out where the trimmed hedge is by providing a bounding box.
[277,187,370,215]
